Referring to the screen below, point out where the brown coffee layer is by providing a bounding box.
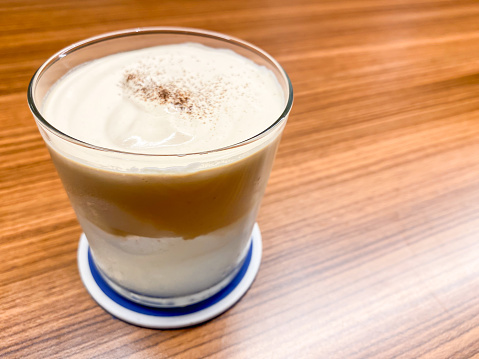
[49,142,278,240]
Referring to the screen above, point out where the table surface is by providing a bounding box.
[3,0,479,358]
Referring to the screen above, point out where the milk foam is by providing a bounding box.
[42,43,284,154]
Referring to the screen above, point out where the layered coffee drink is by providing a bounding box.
[30,29,291,307]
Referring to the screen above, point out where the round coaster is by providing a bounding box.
[77,223,262,329]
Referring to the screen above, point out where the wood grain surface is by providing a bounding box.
[3,0,479,358]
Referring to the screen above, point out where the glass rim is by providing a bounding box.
[27,27,293,157]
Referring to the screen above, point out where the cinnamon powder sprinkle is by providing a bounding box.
[119,55,251,124]
[124,71,193,113]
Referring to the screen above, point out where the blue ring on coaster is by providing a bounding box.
[77,223,262,329]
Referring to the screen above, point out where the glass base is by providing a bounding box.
[94,253,247,308]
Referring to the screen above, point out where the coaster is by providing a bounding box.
[77,223,262,329]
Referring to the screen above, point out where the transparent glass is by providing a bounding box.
[28,27,293,307]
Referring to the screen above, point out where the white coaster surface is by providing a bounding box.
[77,223,262,329]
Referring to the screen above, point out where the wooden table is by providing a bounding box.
[3,0,479,357]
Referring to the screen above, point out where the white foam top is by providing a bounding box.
[42,43,284,154]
